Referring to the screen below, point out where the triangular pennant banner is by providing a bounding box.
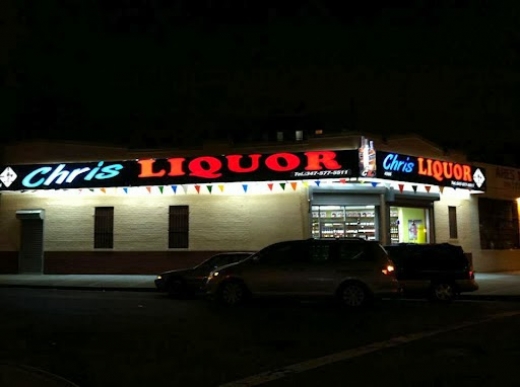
[123,187,128,194]
[159,186,164,194]
[242,184,248,193]
[280,182,286,190]
[339,178,346,184]
[267,183,274,191]
[439,186,444,194]
[181,185,188,194]
[398,184,405,193]
[78,189,83,193]
[89,188,95,192]
[302,181,309,187]
[315,180,321,186]
[371,182,378,188]
[195,185,201,194]
[425,185,431,193]
[412,185,418,193]
[146,186,151,193]
[290,182,297,190]
[359,180,366,184]
[218,184,225,192]
[384,183,391,189]
[207,185,213,193]
[100,188,106,193]
[171,185,177,194]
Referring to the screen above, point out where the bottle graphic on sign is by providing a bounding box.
[359,137,376,177]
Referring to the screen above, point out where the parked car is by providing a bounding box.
[384,243,478,302]
[204,238,399,307]
[155,251,254,297]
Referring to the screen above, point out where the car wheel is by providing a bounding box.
[430,282,455,303]
[338,282,371,308]
[167,278,186,298]
[218,280,248,306]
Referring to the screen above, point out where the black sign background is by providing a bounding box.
[0,150,360,191]
[375,151,487,190]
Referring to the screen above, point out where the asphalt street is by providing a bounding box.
[0,289,519,387]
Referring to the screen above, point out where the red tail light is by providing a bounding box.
[382,265,395,275]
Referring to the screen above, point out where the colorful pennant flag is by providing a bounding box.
[89,188,95,193]
[290,182,297,190]
[195,185,201,194]
[267,183,274,191]
[412,185,418,193]
[171,185,177,194]
[181,185,188,194]
[339,178,346,184]
[371,181,378,188]
[218,184,225,192]
[159,186,164,194]
[280,182,286,190]
[242,184,248,193]
[302,181,309,187]
[207,185,213,193]
[425,185,431,193]
[439,186,444,194]
[123,187,128,194]
[100,188,106,193]
[146,186,151,193]
[315,180,321,187]
[398,184,404,193]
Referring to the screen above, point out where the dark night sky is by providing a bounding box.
[1,1,519,164]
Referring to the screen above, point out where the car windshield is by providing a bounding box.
[198,254,249,269]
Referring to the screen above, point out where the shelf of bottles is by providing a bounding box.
[312,205,377,240]
[389,208,400,244]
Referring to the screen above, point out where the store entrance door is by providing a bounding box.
[16,209,45,274]
[389,206,432,244]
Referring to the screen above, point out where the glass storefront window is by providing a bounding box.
[389,206,430,244]
[312,205,378,240]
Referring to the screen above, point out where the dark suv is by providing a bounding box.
[384,243,478,302]
[205,238,399,307]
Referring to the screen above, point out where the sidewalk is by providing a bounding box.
[0,272,520,300]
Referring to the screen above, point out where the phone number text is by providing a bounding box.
[292,169,352,177]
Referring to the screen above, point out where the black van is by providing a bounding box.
[384,243,478,302]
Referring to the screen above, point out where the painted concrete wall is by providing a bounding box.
[0,185,309,253]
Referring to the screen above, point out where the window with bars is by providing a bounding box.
[169,205,189,248]
[448,206,458,239]
[94,207,114,249]
[479,198,520,249]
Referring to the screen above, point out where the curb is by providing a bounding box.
[0,284,158,292]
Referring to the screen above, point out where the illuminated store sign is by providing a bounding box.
[22,162,124,188]
[0,150,359,191]
[377,151,486,190]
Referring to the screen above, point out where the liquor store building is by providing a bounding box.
[0,134,506,275]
